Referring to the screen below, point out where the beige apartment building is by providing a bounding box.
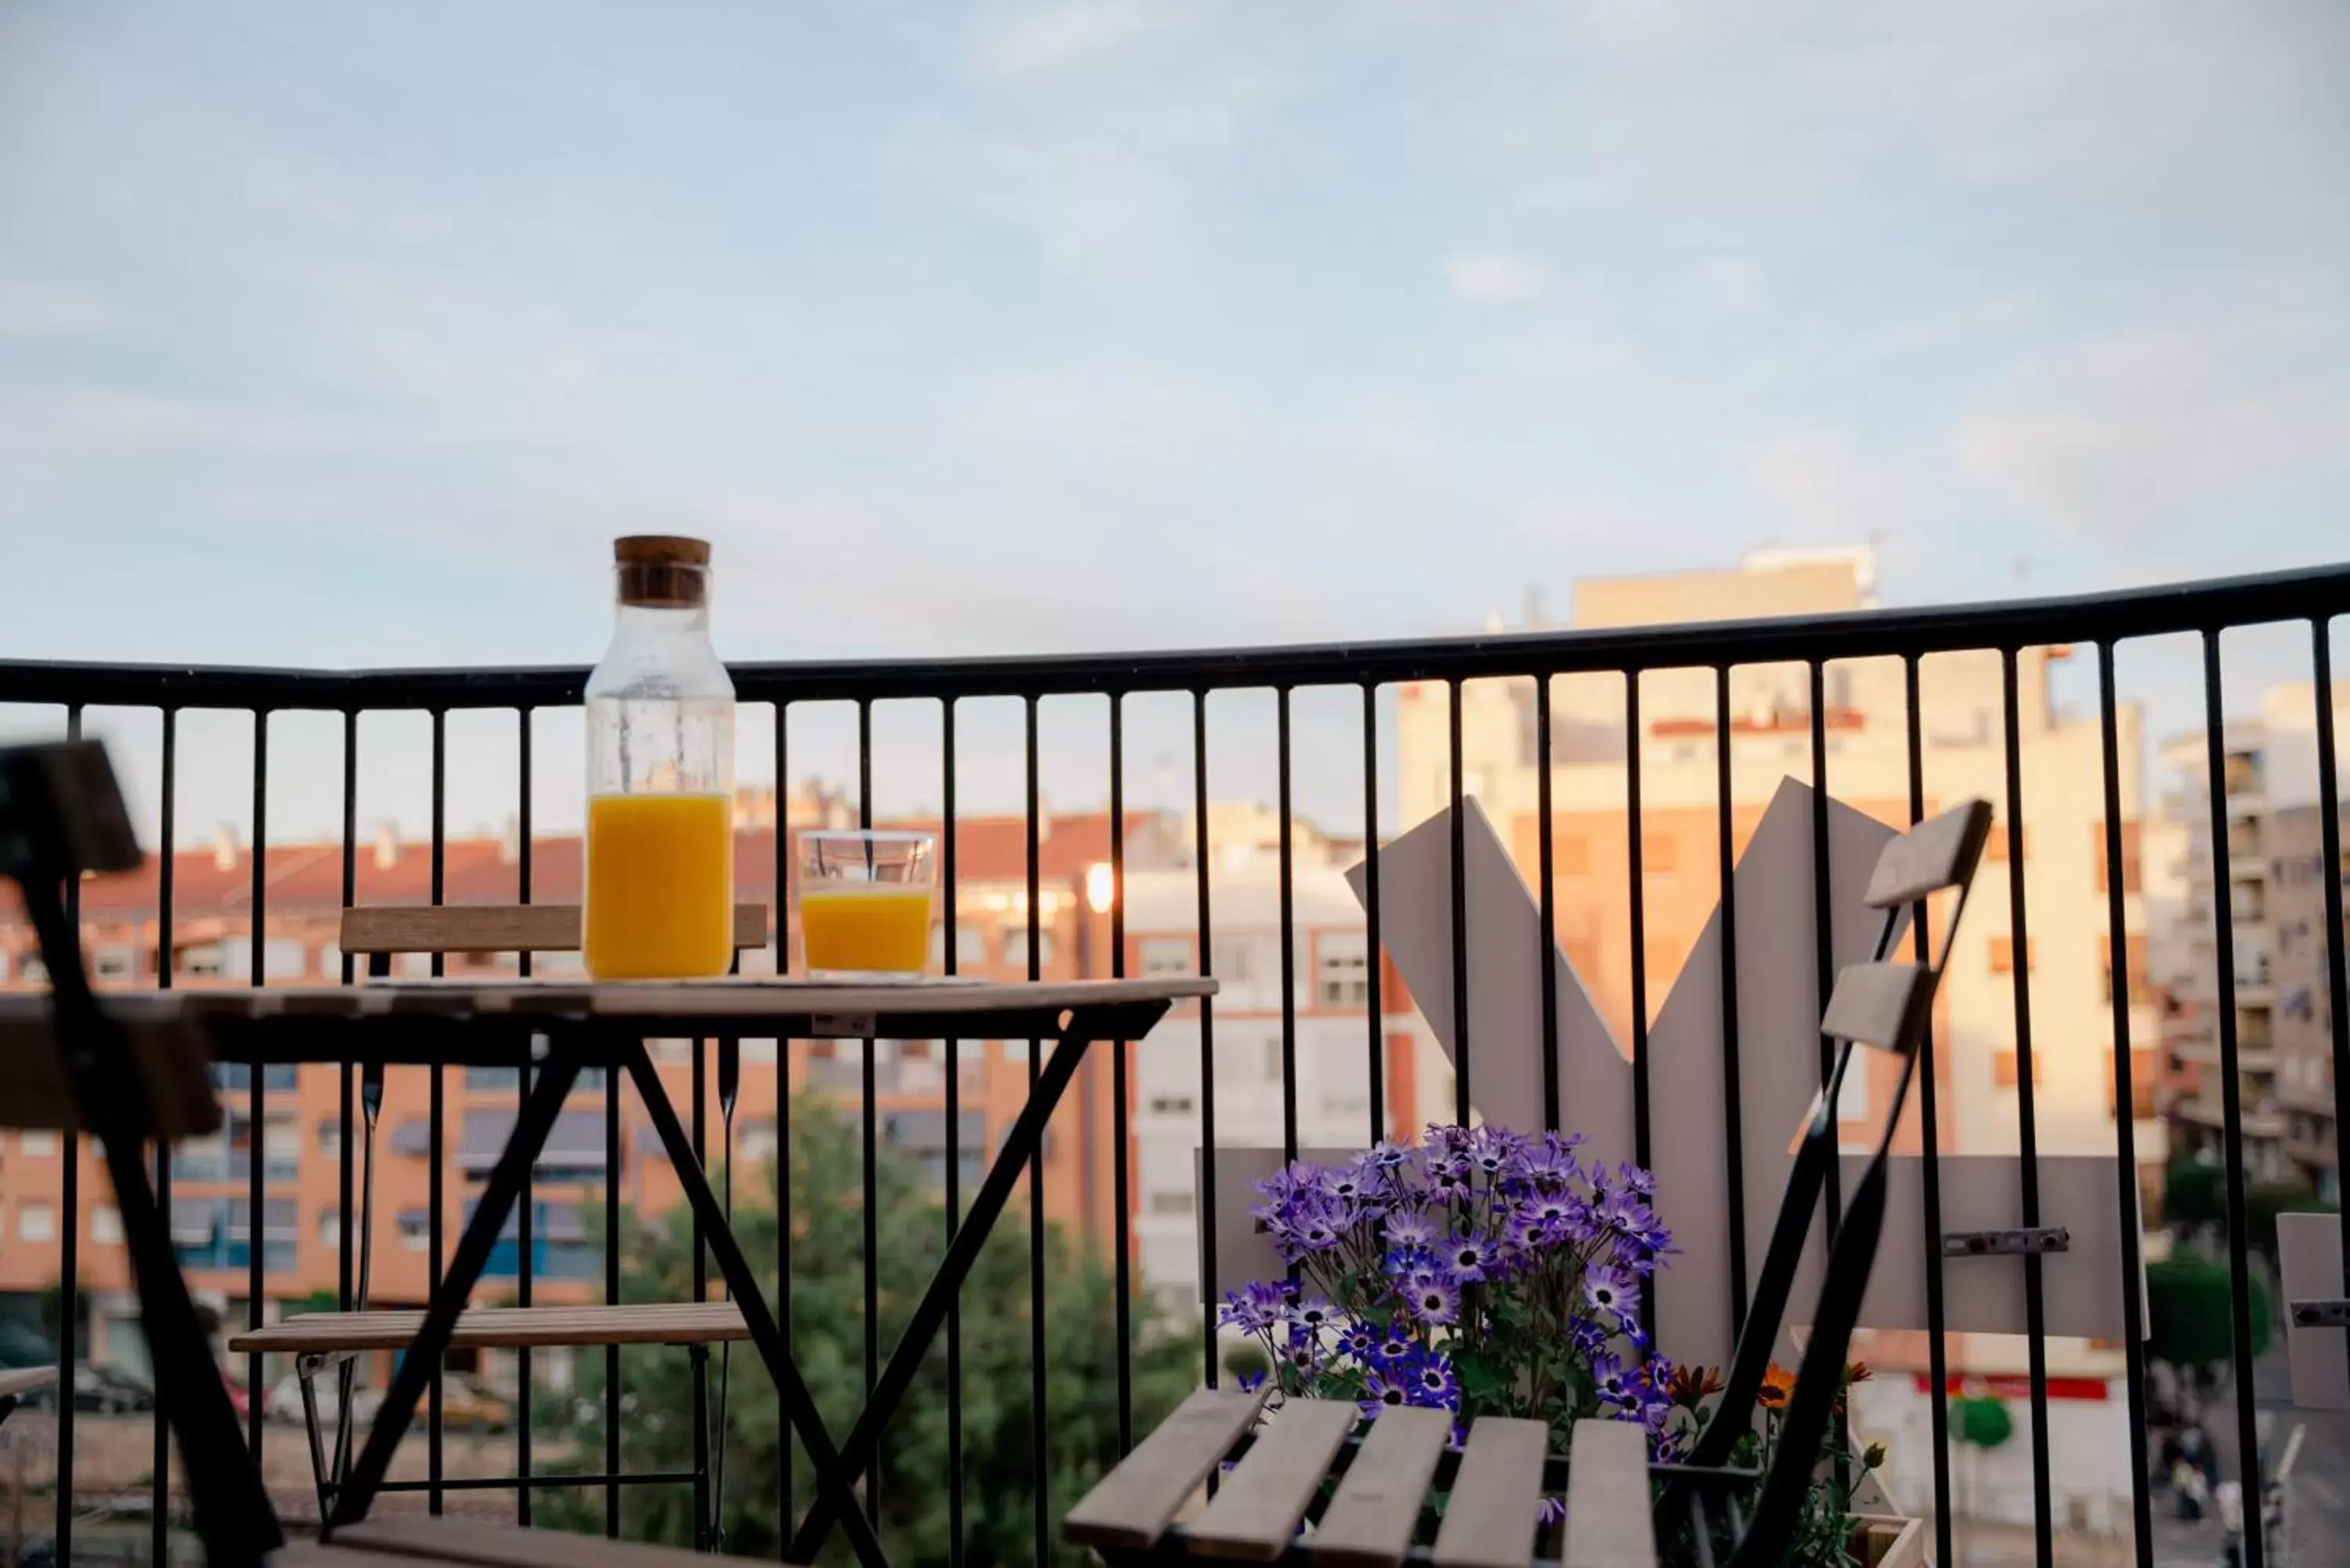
[1392,548,2162,1531]
[2154,680,2350,1197]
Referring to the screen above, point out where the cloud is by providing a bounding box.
[1752,427,1947,544]
[969,1,1170,79]
[0,276,114,338]
[1956,313,2350,538]
[1444,251,1552,306]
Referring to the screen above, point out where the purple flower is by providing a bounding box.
[1444,1236,1495,1284]
[1404,1347,1461,1408]
[1379,1322,1419,1362]
[1406,1278,1461,1327]
[1592,1352,1640,1411]
[1359,1140,1412,1173]
[1565,1313,1608,1360]
[1519,1137,1581,1192]
[1386,1245,1445,1288]
[1219,1279,1292,1335]
[1361,1367,1413,1416]
[1538,1497,1568,1530]
[1383,1205,1439,1250]
[1234,1366,1267,1393]
[1429,1161,1474,1203]
[1614,1161,1657,1197]
[1582,1263,1634,1317]
[1289,1295,1338,1334]
[1340,1321,1381,1361]
[1467,1124,1529,1179]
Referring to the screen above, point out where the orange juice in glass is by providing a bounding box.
[799,830,935,978]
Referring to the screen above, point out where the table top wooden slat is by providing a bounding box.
[0,1014,220,1138]
[327,1514,757,1566]
[340,903,768,956]
[1064,1385,1268,1551]
[1188,1396,1361,1560]
[0,1366,60,1398]
[1563,1420,1657,1568]
[0,975,1213,1026]
[1307,1405,1454,1568]
[226,1301,747,1354]
[1429,1416,1548,1568]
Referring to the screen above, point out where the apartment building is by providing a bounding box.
[2153,681,2350,1190]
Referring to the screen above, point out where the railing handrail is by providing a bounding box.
[5,561,2347,710]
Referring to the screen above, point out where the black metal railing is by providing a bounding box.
[2,561,2347,1568]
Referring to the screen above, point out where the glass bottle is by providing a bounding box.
[583,535,736,979]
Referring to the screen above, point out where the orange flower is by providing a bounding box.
[1665,1363,1726,1409]
[1844,1361,1874,1386]
[1757,1364,1795,1411]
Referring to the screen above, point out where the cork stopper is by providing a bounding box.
[614,535,710,608]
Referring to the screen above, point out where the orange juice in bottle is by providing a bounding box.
[583,537,738,980]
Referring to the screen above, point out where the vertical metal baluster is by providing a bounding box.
[2199,634,2266,1568]
[1278,687,1298,1166]
[153,706,178,1566]
[1025,695,1048,1567]
[1448,679,1469,1125]
[515,706,533,1525]
[1194,692,1219,1382]
[2000,650,2055,1568]
[1108,693,1133,1454]
[601,721,620,1541]
[692,1024,708,1549]
[1808,662,1842,1236]
[1625,672,1650,1169]
[775,701,795,1549]
[428,708,446,1513]
[1906,656,1955,1568]
[1536,674,1558,1133]
[2095,645,2155,1568]
[941,697,965,1567]
[248,707,268,1458]
[334,707,359,1501]
[857,698,880,1528]
[57,705,80,1564]
[2312,620,2350,1429]
[1713,667,1748,1334]
[1362,683,1385,1140]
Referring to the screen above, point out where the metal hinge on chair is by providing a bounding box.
[2290,1299,2350,1328]
[1942,1227,2070,1258]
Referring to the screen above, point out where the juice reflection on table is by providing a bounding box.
[584,792,734,980]
[800,885,933,976]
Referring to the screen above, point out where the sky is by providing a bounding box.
[2,1,2348,841]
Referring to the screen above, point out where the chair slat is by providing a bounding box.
[1065,1385,1270,1551]
[1308,1406,1453,1568]
[328,1515,747,1565]
[1864,800,1992,909]
[1430,1416,1546,1568]
[0,1367,59,1399]
[0,1012,220,1137]
[228,1302,749,1354]
[339,903,768,955]
[1563,1420,1656,1568]
[1188,1396,1361,1560]
[1819,961,1933,1053]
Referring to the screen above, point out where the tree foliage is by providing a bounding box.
[2164,1160,2228,1231]
[1947,1395,2013,1451]
[538,1100,1198,1566]
[2145,1254,2271,1375]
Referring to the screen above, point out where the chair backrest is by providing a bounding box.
[340,901,770,960]
[1680,799,1990,1485]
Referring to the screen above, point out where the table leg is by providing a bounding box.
[327,1055,583,1531]
[620,1039,892,1568]
[783,1006,1154,1563]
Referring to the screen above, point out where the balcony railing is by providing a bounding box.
[2,562,2349,1568]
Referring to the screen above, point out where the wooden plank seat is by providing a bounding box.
[230,1302,749,1360]
[0,1366,59,1399]
[1065,1394,1662,1568]
[276,1516,765,1566]
[339,903,770,957]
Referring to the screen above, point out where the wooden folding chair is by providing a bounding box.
[1,740,775,1567]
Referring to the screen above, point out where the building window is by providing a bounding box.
[2093,822,2142,894]
[181,942,225,977]
[1139,937,1193,977]
[396,952,435,978]
[1555,833,1590,876]
[1317,933,1372,1008]
[1988,938,2035,974]
[19,1129,57,1157]
[319,1119,343,1161]
[398,1213,432,1252]
[1003,927,1054,968]
[92,1206,123,1245]
[318,942,342,978]
[1991,1049,2043,1089]
[465,1066,522,1091]
[1984,826,2023,863]
[18,1204,56,1243]
[320,1210,342,1248]
[92,945,136,980]
[1147,1095,1195,1117]
[1209,938,1257,985]
[1641,832,1679,876]
[1148,1189,1195,1216]
[264,1113,301,1183]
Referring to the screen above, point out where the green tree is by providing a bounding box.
[2243,1180,2337,1263]
[1947,1395,2012,1451]
[2164,1159,2227,1232]
[2146,1255,2271,1378]
[538,1100,1198,1565]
